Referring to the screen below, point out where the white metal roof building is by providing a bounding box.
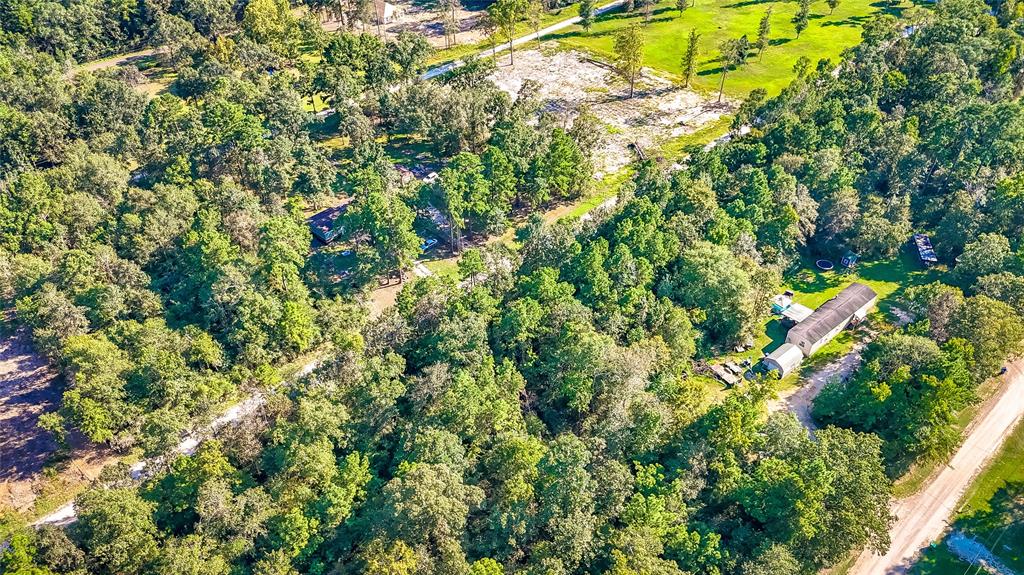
[764,342,804,378]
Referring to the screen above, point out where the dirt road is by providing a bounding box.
[767,342,867,430]
[849,359,1024,575]
[70,48,157,76]
[32,359,322,527]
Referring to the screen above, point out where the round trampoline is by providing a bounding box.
[815,259,835,271]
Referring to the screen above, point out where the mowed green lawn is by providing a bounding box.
[552,0,907,96]
[725,250,941,367]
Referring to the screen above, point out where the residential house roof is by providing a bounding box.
[787,282,877,344]
[308,199,352,244]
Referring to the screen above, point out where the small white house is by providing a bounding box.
[764,342,804,378]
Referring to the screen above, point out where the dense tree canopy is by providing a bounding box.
[5,0,1024,574]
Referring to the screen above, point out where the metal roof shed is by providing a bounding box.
[764,342,804,378]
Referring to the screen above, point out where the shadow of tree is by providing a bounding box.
[788,267,844,295]
[759,319,789,356]
[957,481,1024,570]
[722,0,772,8]
[822,14,872,26]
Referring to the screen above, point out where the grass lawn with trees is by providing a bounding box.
[726,250,941,367]
[553,0,921,96]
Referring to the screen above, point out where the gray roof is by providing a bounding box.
[787,282,877,344]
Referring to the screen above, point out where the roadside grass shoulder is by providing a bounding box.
[906,419,1024,573]
[909,543,974,575]
[953,418,1024,571]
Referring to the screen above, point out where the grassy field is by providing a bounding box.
[552,0,913,97]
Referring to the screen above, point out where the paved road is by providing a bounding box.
[849,359,1024,575]
[421,0,627,80]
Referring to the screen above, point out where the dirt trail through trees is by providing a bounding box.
[767,342,867,430]
[849,360,1024,574]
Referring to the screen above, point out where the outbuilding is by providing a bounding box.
[308,199,353,244]
[763,342,804,378]
[781,302,814,325]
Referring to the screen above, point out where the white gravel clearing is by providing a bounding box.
[488,48,732,176]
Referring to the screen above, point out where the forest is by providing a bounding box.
[2,0,1024,573]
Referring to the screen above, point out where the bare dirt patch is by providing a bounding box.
[488,46,733,176]
[0,327,60,486]
[0,325,114,515]
[317,1,491,48]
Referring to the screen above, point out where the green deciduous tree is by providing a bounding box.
[75,487,160,575]
[954,232,1012,285]
[489,0,527,64]
[949,295,1024,377]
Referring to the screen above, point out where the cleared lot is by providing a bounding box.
[488,47,732,176]
[0,327,114,516]
[0,328,60,491]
